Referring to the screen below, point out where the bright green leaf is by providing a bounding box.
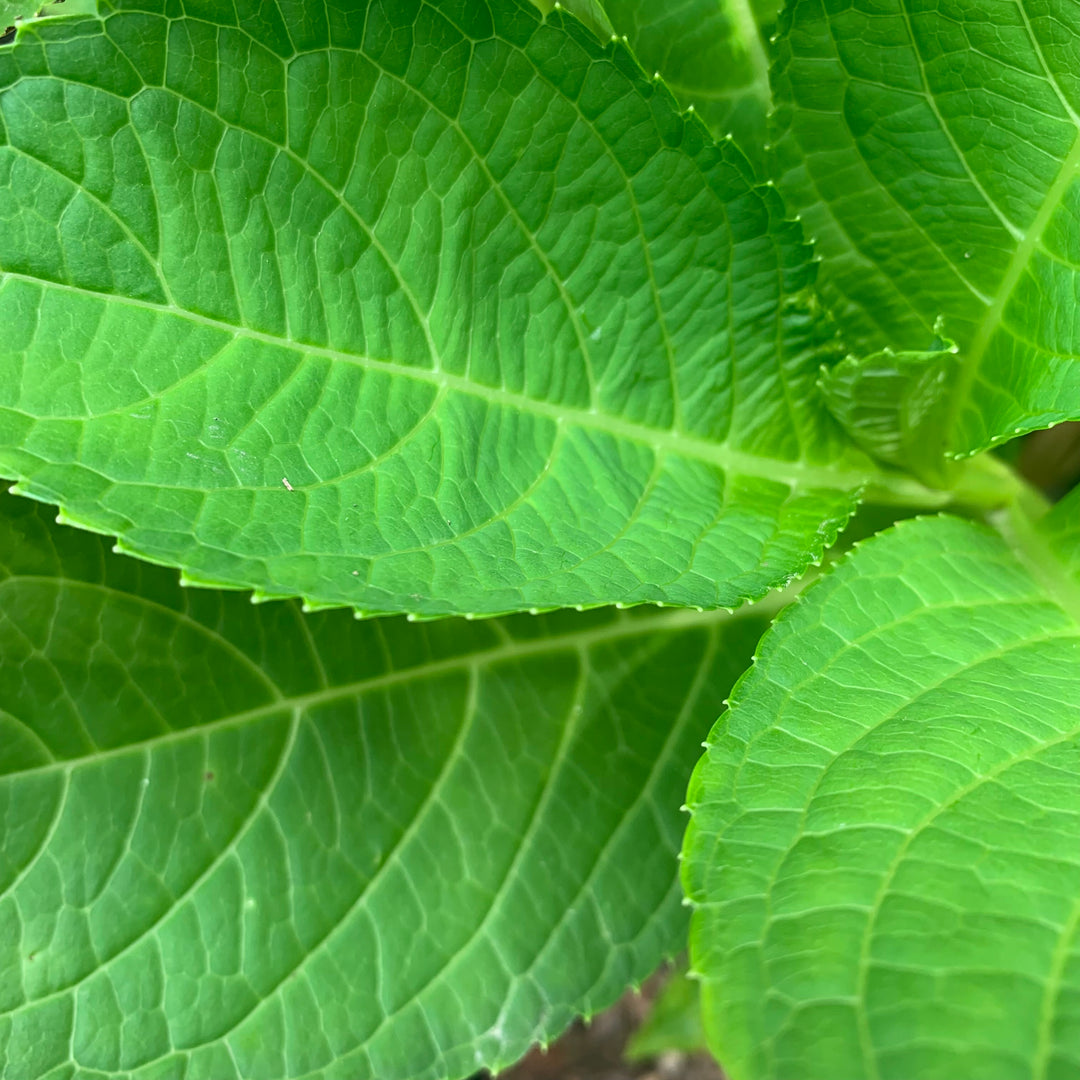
[0,489,775,1080]
[603,0,781,172]
[772,0,1080,457]
[684,505,1080,1080]
[0,0,881,618]
[819,342,960,486]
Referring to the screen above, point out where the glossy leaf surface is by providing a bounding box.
[0,0,866,617]
[0,490,774,1080]
[773,0,1080,456]
[684,506,1080,1079]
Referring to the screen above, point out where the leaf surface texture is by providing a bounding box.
[684,503,1080,1079]
[0,0,864,616]
[0,491,772,1080]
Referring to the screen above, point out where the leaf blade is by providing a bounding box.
[684,507,1080,1080]
[0,0,870,616]
[0,490,774,1080]
[602,0,781,172]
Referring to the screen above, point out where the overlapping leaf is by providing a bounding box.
[0,490,774,1080]
[819,342,960,486]
[684,500,1080,1079]
[773,0,1080,457]
[0,0,876,617]
[602,0,781,173]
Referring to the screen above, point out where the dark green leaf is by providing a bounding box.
[0,491,774,1080]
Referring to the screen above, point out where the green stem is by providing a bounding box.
[862,452,1042,515]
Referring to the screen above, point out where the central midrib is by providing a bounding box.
[1,600,781,785]
[5,272,884,492]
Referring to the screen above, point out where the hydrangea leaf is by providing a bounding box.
[819,342,960,487]
[683,504,1080,1079]
[0,489,776,1080]
[602,0,781,173]
[772,0,1080,457]
[0,0,885,618]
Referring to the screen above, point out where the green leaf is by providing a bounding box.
[683,506,1080,1079]
[0,0,40,29]
[819,342,960,486]
[0,0,876,618]
[0,0,94,31]
[603,0,781,172]
[772,0,1080,458]
[0,490,776,1080]
[529,0,616,40]
[625,964,708,1061]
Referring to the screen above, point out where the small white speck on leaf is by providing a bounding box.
[281,477,294,492]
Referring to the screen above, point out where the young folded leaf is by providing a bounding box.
[819,342,960,487]
[773,0,1080,458]
[0,0,870,617]
[0,491,773,1080]
[602,0,781,173]
[684,499,1080,1080]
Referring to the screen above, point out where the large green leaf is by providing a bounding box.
[603,0,781,173]
[0,489,775,1080]
[684,502,1080,1079]
[0,0,880,618]
[773,0,1080,457]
